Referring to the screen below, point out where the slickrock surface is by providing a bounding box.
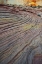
[0,5,42,64]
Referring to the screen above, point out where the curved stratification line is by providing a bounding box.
[7,31,40,64]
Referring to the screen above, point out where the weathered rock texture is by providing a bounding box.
[0,5,42,64]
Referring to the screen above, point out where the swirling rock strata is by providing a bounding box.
[0,5,42,64]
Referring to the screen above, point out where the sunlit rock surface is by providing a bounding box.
[0,0,42,6]
[0,5,42,64]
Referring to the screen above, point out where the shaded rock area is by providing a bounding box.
[0,5,42,64]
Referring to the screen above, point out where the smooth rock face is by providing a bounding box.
[0,5,42,64]
[32,55,42,64]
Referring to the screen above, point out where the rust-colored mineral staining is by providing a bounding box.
[32,54,42,64]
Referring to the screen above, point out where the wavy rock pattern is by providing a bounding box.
[0,5,42,64]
